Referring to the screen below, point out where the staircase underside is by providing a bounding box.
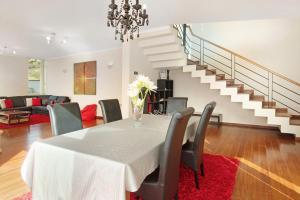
[138,26,300,138]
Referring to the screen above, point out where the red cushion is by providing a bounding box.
[32,98,42,106]
[81,104,97,121]
[4,99,13,108]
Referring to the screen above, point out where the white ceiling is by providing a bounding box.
[1,0,300,59]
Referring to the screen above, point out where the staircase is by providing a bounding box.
[138,25,300,138]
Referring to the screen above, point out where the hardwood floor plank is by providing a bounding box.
[0,121,299,200]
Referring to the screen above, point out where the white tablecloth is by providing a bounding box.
[21,115,198,200]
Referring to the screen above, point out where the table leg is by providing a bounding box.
[126,191,131,200]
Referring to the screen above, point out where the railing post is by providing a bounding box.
[200,39,204,65]
[183,24,187,50]
[231,54,235,79]
[268,72,273,102]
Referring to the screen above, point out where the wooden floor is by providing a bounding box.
[0,120,300,200]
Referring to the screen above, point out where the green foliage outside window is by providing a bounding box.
[28,58,42,81]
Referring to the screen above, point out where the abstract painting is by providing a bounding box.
[74,61,96,95]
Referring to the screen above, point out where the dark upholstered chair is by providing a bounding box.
[181,101,216,189]
[47,103,83,136]
[166,97,188,115]
[98,99,122,123]
[136,107,195,200]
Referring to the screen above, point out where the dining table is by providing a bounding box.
[21,114,198,200]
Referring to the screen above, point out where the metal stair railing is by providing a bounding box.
[174,24,300,115]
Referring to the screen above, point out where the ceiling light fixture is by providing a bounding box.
[0,46,17,55]
[46,33,68,45]
[46,33,56,44]
[107,0,149,42]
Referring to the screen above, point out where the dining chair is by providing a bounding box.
[47,102,83,136]
[98,99,122,123]
[166,97,188,115]
[181,101,216,189]
[136,107,195,200]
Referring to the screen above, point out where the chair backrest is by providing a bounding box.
[98,99,122,123]
[193,101,216,160]
[47,103,83,136]
[166,97,188,114]
[159,107,195,199]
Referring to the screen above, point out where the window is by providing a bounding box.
[28,59,43,94]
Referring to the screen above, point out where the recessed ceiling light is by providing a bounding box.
[61,38,67,44]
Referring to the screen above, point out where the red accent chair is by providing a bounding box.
[81,104,97,121]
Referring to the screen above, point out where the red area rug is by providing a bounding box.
[0,114,50,129]
[14,154,239,200]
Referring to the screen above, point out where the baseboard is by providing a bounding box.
[220,122,279,130]
[96,116,103,120]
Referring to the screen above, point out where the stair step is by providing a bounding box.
[276,112,291,117]
[139,26,173,39]
[238,89,254,97]
[276,108,288,113]
[227,84,244,92]
[187,59,200,65]
[262,101,276,108]
[143,44,182,55]
[251,95,265,102]
[224,79,234,85]
[290,115,300,126]
[205,69,216,75]
[196,65,208,70]
[216,74,225,80]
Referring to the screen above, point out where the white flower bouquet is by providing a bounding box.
[128,75,157,120]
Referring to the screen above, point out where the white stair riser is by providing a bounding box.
[220,87,237,96]
[191,70,205,78]
[183,65,197,72]
[231,94,249,102]
[242,101,262,110]
[139,26,173,39]
[254,109,275,117]
[148,52,186,62]
[152,59,187,69]
[139,35,178,48]
[143,44,182,55]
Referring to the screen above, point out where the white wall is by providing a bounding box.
[0,55,28,96]
[192,18,300,83]
[121,39,159,117]
[45,48,122,115]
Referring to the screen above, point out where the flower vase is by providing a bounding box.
[133,105,143,121]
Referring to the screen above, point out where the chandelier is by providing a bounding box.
[107,0,149,42]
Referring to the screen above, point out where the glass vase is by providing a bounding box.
[133,105,143,121]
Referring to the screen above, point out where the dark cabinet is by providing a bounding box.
[144,79,173,114]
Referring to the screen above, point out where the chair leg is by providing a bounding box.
[200,163,205,177]
[174,192,179,200]
[194,170,199,189]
